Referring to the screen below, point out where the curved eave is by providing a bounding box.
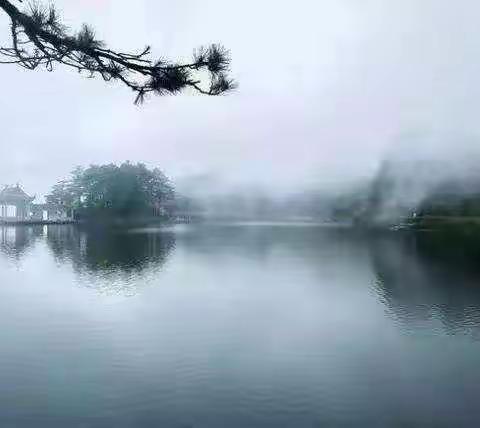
[0,196,35,204]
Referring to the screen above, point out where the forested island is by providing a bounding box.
[44,163,175,224]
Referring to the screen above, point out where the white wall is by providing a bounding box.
[6,205,16,218]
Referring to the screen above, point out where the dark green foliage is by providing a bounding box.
[46,163,175,220]
[417,182,480,218]
[149,67,189,95]
[76,24,103,50]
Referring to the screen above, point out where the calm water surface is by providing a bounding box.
[1,224,480,427]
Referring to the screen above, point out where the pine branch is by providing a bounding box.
[0,0,237,102]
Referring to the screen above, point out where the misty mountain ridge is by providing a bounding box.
[364,151,480,224]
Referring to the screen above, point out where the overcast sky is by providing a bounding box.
[1,0,480,198]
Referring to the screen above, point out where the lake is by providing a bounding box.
[1,223,480,427]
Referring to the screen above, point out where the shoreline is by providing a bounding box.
[0,219,76,226]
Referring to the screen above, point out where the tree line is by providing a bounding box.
[46,162,175,220]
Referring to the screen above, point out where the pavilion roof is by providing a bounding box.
[0,185,35,203]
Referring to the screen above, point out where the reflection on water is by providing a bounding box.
[48,226,176,295]
[0,225,176,295]
[46,225,175,273]
[6,224,480,332]
[1,224,480,426]
[0,225,44,259]
[371,233,480,338]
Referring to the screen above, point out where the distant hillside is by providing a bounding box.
[332,153,480,226]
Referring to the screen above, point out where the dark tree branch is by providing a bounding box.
[0,0,236,103]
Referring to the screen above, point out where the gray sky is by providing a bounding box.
[1,0,480,199]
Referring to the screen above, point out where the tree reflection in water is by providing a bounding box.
[0,225,175,295]
[43,225,176,295]
[370,232,480,338]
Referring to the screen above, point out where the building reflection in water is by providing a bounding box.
[0,225,45,259]
[370,233,480,338]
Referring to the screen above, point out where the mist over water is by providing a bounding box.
[2,224,480,427]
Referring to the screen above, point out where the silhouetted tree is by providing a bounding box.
[0,0,235,103]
